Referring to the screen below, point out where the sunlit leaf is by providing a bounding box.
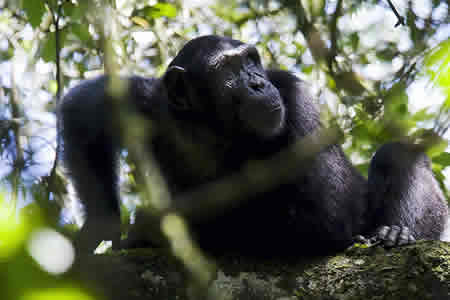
[136,3,178,20]
[411,108,434,122]
[48,80,58,95]
[425,40,450,92]
[442,96,450,110]
[302,65,314,74]
[153,3,177,18]
[21,287,95,300]
[0,195,30,258]
[433,152,450,167]
[426,139,448,158]
[131,16,150,28]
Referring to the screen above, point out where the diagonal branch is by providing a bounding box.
[386,0,405,27]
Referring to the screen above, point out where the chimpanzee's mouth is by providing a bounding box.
[238,96,286,138]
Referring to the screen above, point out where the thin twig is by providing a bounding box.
[47,0,63,102]
[386,0,405,27]
[46,0,65,201]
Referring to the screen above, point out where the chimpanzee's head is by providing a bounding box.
[163,35,286,138]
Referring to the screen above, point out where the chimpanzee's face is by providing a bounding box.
[165,35,286,138]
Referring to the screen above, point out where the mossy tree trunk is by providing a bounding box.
[72,241,450,300]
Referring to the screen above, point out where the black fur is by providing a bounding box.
[368,142,448,240]
[59,35,449,255]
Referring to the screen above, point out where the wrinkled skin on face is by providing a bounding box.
[164,35,286,139]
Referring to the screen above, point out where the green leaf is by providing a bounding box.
[302,65,313,74]
[71,23,91,44]
[425,40,450,69]
[131,16,150,28]
[349,32,359,52]
[21,0,46,28]
[21,287,95,300]
[376,48,397,61]
[41,33,56,62]
[293,41,306,52]
[154,3,177,18]
[432,152,450,167]
[427,139,449,158]
[385,82,409,118]
[137,3,178,19]
[355,163,369,177]
[62,1,76,17]
[40,31,66,62]
[411,108,434,122]
[70,1,90,20]
[425,40,450,94]
[0,195,30,259]
[48,80,58,95]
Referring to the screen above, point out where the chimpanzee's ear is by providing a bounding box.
[163,65,191,111]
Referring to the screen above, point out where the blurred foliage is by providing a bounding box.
[0,0,449,297]
[0,192,95,300]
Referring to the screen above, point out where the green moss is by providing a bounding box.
[75,241,449,300]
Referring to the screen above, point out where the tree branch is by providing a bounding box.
[386,0,405,27]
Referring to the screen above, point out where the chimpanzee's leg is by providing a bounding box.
[366,142,449,247]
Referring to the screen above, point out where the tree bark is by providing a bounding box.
[73,241,450,300]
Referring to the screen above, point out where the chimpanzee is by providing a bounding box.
[58,35,449,255]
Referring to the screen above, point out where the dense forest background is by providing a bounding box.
[0,0,448,299]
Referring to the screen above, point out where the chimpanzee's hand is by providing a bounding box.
[353,225,416,248]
